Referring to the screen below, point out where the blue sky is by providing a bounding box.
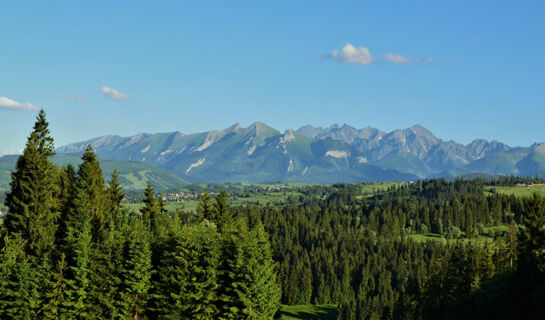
[1,0,544,155]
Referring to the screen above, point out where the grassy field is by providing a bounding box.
[123,189,305,214]
[361,181,404,193]
[484,184,545,197]
[409,233,446,243]
[280,305,337,320]
[408,225,508,245]
[358,181,404,198]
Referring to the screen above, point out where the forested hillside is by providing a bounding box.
[0,111,279,319]
[2,111,545,320]
[244,178,545,319]
[0,153,189,192]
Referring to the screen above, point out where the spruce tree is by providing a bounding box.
[140,184,157,229]
[42,254,68,320]
[76,145,107,240]
[219,219,280,320]
[517,193,545,282]
[118,221,152,320]
[213,189,232,231]
[0,235,43,319]
[155,222,221,319]
[152,194,170,240]
[60,148,108,319]
[55,165,77,251]
[1,110,59,318]
[106,169,125,214]
[4,109,59,257]
[196,191,213,222]
[63,218,92,320]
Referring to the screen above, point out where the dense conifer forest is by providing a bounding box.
[2,111,545,319]
[254,179,545,319]
[0,111,279,319]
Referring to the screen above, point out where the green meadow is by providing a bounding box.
[280,304,338,320]
[484,184,545,197]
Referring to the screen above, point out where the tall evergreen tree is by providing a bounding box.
[62,218,92,320]
[4,109,59,258]
[213,189,232,231]
[60,148,107,319]
[155,222,221,319]
[118,221,152,320]
[76,145,106,240]
[0,235,43,319]
[55,165,77,251]
[106,169,125,215]
[517,193,545,283]
[152,194,170,240]
[42,254,68,320]
[140,184,157,229]
[219,220,280,320]
[197,191,213,222]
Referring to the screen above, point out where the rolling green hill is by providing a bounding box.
[0,153,188,192]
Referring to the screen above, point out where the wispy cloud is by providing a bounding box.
[101,86,129,101]
[384,53,412,64]
[63,95,86,103]
[385,53,436,64]
[1,148,24,156]
[324,43,374,65]
[325,43,435,66]
[0,96,40,111]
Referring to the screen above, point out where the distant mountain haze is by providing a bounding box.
[47,122,545,188]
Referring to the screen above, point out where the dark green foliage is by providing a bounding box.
[106,169,125,212]
[0,112,281,319]
[196,191,213,222]
[4,109,59,258]
[517,193,545,279]
[118,221,152,320]
[6,112,545,319]
[63,218,92,319]
[218,218,281,320]
[43,253,68,320]
[140,184,157,229]
[213,189,232,230]
[0,235,43,319]
[76,145,107,240]
[152,194,170,240]
[155,222,221,319]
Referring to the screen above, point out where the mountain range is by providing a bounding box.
[57,122,545,180]
[2,122,544,191]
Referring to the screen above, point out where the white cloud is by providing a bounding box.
[0,97,40,111]
[101,86,129,101]
[325,43,374,65]
[385,53,412,64]
[325,43,435,66]
[63,95,86,103]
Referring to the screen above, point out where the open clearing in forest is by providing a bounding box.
[280,304,337,320]
[484,184,545,198]
[123,181,407,214]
